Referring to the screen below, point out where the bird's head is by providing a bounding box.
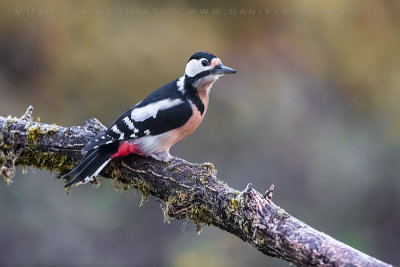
[184,52,236,88]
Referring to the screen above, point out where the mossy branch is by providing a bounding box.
[0,107,393,267]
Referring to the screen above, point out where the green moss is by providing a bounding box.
[195,166,216,184]
[163,196,175,224]
[198,175,208,184]
[27,124,60,144]
[230,198,239,211]
[27,126,44,145]
[113,179,129,191]
[17,149,76,176]
[111,170,122,181]
[254,232,266,247]
[163,190,190,223]
[225,197,240,219]
[163,190,213,232]
[199,162,217,174]
[136,179,151,206]
[45,124,58,137]
[112,176,136,192]
[176,190,187,202]
[112,176,151,206]
[186,204,212,233]
[109,161,151,206]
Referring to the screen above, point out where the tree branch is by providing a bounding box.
[0,107,393,267]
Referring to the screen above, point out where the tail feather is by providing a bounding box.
[64,141,120,188]
[67,153,102,185]
[65,149,111,188]
[63,149,98,179]
[82,133,115,154]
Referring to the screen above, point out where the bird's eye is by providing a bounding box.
[201,60,209,67]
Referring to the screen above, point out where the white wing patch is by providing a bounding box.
[111,125,121,134]
[177,76,185,94]
[131,98,183,122]
[111,125,124,140]
[123,116,139,133]
[123,117,134,129]
[124,117,139,138]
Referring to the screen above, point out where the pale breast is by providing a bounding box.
[134,100,208,154]
[197,81,211,108]
[162,103,206,149]
[135,84,211,154]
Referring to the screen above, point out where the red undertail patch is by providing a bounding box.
[110,142,140,158]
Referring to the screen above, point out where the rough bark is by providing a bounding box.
[0,107,393,267]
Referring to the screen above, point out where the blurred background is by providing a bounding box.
[0,0,399,266]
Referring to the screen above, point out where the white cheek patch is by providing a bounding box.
[131,98,183,122]
[185,59,212,77]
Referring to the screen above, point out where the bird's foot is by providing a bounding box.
[163,157,195,173]
[150,150,172,162]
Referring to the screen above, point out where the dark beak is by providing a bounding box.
[212,64,237,75]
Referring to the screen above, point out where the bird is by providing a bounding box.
[64,52,236,187]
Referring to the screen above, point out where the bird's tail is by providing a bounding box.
[64,143,118,187]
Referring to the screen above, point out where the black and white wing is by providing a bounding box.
[83,81,192,153]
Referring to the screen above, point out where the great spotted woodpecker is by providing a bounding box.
[64,52,236,187]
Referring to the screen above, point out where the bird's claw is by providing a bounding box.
[163,157,194,173]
